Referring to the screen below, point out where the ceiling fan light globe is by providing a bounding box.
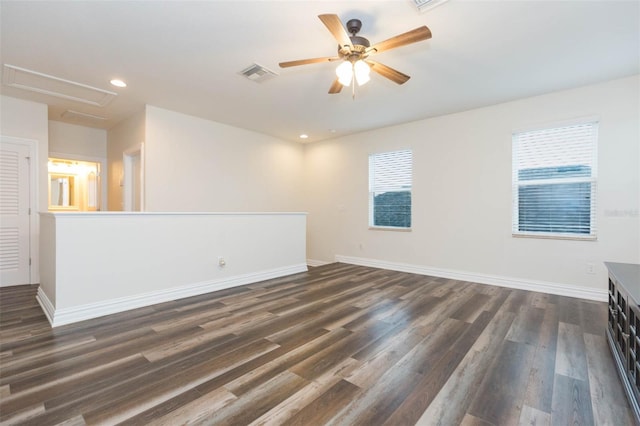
[336,61,353,86]
[356,74,370,86]
[354,60,371,86]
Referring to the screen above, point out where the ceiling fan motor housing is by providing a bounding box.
[337,19,370,60]
[349,36,370,48]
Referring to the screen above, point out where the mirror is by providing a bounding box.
[49,174,77,209]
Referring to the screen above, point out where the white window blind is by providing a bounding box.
[369,149,412,229]
[512,121,598,239]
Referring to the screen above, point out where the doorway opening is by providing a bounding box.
[48,157,101,211]
[123,143,144,212]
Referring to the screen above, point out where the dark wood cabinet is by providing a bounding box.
[606,262,640,423]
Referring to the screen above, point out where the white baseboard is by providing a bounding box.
[334,255,607,302]
[38,263,308,327]
[36,287,56,325]
[307,259,331,267]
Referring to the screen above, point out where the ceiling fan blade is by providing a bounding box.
[367,26,432,55]
[279,56,340,68]
[318,14,353,50]
[328,78,343,94]
[366,60,410,85]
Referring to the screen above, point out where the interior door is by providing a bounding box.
[0,139,31,286]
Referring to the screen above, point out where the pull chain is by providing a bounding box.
[352,74,356,100]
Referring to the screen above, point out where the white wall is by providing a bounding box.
[304,75,640,294]
[1,95,49,284]
[107,109,145,210]
[38,212,307,326]
[48,121,107,158]
[144,106,305,212]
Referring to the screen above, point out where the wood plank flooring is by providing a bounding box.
[0,263,635,425]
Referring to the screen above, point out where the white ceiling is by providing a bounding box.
[1,0,638,143]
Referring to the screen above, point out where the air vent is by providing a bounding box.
[61,110,107,121]
[240,63,278,83]
[412,0,450,12]
[2,64,117,107]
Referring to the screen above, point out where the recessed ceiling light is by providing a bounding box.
[299,134,309,139]
[110,79,127,88]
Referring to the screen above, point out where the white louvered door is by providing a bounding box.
[0,140,31,286]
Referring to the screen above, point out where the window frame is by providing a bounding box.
[368,149,413,231]
[511,118,599,241]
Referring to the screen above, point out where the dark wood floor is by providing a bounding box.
[0,263,635,425]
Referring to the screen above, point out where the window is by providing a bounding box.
[369,149,412,229]
[512,121,598,239]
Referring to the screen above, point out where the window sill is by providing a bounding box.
[369,226,412,232]
[512,232,597,241]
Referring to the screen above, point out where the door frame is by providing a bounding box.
[1,135,38,285]
[123,142,144,212]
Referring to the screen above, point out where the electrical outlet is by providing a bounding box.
[218,257,226,268]
[586,262,595,275]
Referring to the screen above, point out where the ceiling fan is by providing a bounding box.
[279,14,432,95]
